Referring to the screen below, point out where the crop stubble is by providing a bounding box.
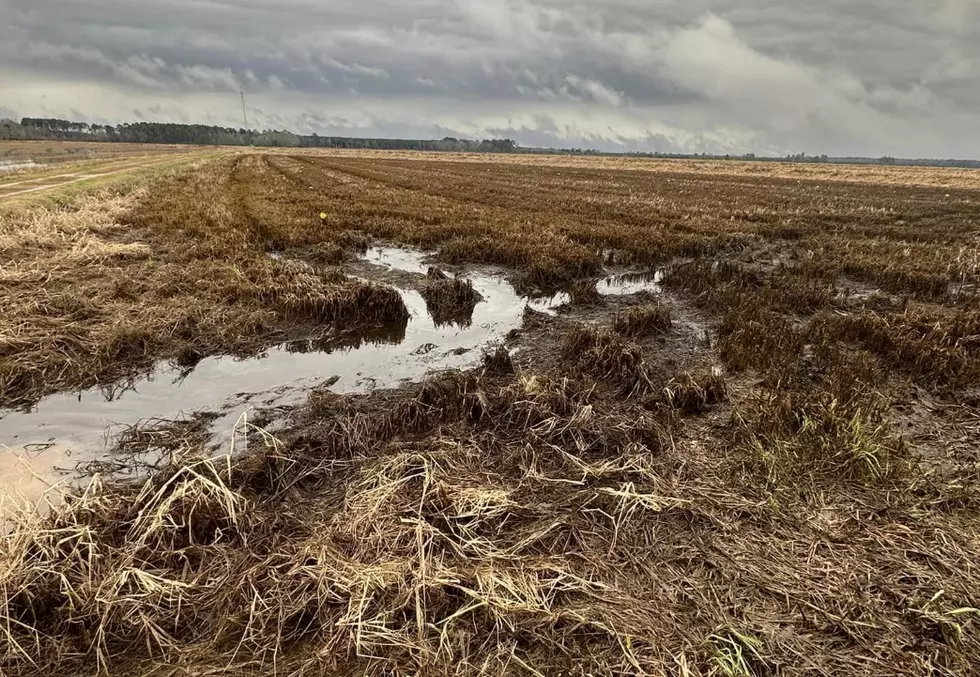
[1,150,979,676]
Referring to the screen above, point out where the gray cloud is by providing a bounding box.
[1,0,978,157]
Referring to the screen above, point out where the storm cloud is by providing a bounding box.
[2,0,978,156]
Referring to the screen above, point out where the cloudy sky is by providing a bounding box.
[2,0,978,157]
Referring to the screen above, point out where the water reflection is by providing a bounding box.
[283,320,409,354]
[363,245,430,274]
[423,296,479,328]
[0,246,670,504]
[0,247,534,500]
[596,270,664,295]
[0,441,74,513]
[524,291,572,314]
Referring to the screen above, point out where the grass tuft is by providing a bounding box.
[734,384,911,492]
[419,271,483,327]
[482,344,515,375]
[613,303,673,338]
[662,370,728,413]
[562,324,656,396]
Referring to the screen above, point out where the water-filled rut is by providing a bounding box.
[0,245,663,505]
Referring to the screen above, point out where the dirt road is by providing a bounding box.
[0,153,214,200]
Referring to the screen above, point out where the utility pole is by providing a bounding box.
[240,87,250,144]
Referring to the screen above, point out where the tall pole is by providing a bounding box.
[240,88,250,144]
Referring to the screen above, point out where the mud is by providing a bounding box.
[0,245,685,504]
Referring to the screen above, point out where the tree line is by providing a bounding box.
[1,118,518,153]
[2,117,978,168]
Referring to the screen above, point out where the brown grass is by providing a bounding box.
[482,344,515,375]
[0,140,194,165]
[4,149,980,676]
[810,309,980,390]
[419,269,483,327]
[289,148,980,190]
[567,279,603,305]
[612,303,673,337]
[716,301,805,383]
[3,368,978,676]
[662,370,728,414]
[562,325,657,396]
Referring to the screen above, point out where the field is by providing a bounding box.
[0,140,197,166]
[0,141,210,201]
[1,148,979,676]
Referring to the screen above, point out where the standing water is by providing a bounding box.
[0,246,667,506]
[596,270,663,295]
[0,248,536,505]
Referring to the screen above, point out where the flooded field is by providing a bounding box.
[1,149,979,677]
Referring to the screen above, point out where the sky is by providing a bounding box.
[2,0,979,157]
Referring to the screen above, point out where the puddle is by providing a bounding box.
[0,247,672,505]
[0,247,535,502]
[363,245,430,274]
[526,270,664,309]
[524,291,572,313]
[596,270,663,296]
[0,442,75,513]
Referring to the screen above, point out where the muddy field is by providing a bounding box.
[1,151,979,676]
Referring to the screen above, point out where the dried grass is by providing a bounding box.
[3,368,978,676]
[811,309,980,389]
[662,370,728,414]
[4,148,980,676]
[562,325,657,396]
[419,270,483,327]
[613,303,673,338]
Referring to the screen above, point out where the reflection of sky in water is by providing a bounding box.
[521,270,663,312]
[0,246,667,504]
[525,291,572,313]
[596,270,663,295]
[0,441,75,511]
[363,245,430,274]
[0,248,533,500]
